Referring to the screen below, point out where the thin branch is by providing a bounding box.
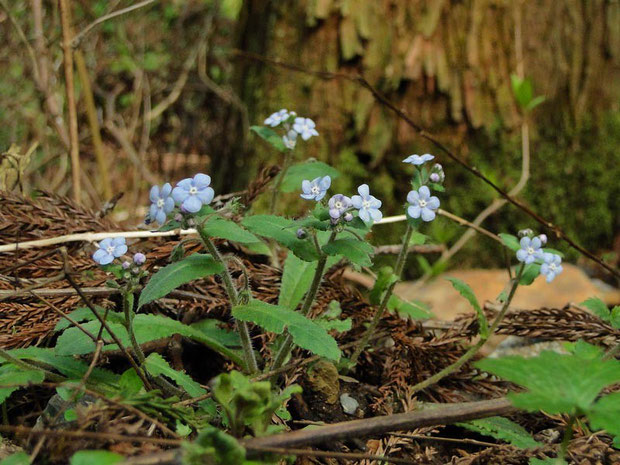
[232,50,619,280]
[248,446,418,465]
[58,0,81,201]
[71,0,158,49]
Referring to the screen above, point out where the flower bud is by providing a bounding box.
[429,173,441,183]
[344,212,353,222]
[133,253,146,265]
[538,234,548,245]
[296,228,307,239]
[122,261,131,270]
[518,228,534,238]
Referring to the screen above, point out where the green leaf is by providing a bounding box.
[138,254,224,308]
[201,216,260,244]
[447,278,488,338]
[316,318,352,333]
[580,297,610,322]
[119,369,144,396]
[322,238,373,267]
[242,215,319,262]
[144,353,206,397]
[475,344,620,415]
[54,314,243,367]
[388,295,433,320]
[369,267,398,305]
[0,452,30,465]
[279,253,318,310]
[458,416,541,449]
[54,306,124,331]
[519,263,541,286]
[610,306,620,329]
[233,300,340,361]
[69,450,123,465]
[4,347,118,387]
[499,233,520,252]
[280,161,340,193]
[526,95,546,112]
[250,126,287,152]
[588,392,620,446]
[0,366,45,403]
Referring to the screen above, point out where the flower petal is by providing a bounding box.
[93,249,108,263]
[319,176,331,190]
[155,209,167,225]
[193,174,211,189]
[421,208,436,222]
[197,186,214,204]
[427,196,440,209]
[516,249,528,262]
[370,208,383,221]
[519,236,531,248]
[406,190,419,203]
[113,244,128,257]
[149,185,160,203]
[112,237,126,246]
[408,205,421,219]
[351,195,363,209]
[418,186,430,199]
[301,180,311,193]
[357,184,370,197]
[161,183,172,197]
[358,208,370,223]
[172,187,188,204]
[164,197,175,213]
[99,253,114,265]
[99,238,113,249]
[183,196,202,213]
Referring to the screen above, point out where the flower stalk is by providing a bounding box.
[408,263,526,394]
[122,291,145,364]
[198,226,258,374]
[350,223,414,366]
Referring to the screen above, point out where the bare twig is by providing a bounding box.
[71,0,158,49]
[58,0,81,201]
[232,50,619,280]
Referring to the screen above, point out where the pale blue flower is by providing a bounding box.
[516,236,543,264]
[149,183,174,225]
[264,109,290,127]
[293,117,319,141]
[540,253,563,282]
[351,184,382,223]
[300,176,331,201]
[403,153,434,165]
[93,237,127,265]
[172,173,214,213]
[133,253,146,265]
[283,129,298,149]
[407,186,439,222]
[328,194,352,220]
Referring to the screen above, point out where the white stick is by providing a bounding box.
[0,215,410,253]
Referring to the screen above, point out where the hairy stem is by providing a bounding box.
[122,292,145,364]
[198,227,258,374]
[350,224,414,365]
[271,231,337,373]
[408,263,525,394]
[559,415,575,461]
[269,150,292,214]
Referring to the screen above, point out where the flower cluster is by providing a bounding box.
[263,109,318,148]
[515,232,563,282]
[147,173,215,225]
[403,153,441,222]
[300,176,382,226]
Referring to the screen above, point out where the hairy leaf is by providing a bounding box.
[250,126,287,152]
[458,416,541,449]
[138,254,224,308]
[0,366,45,403]
[388,295,433,320]
[588,392,620,447]
[54,307,124,331]
[499,233,520,252]
[233,300,340,361]
[322,238,373,267]
[475,344,620,415]
[447,278,488,338]
[144,353,206,397]
[280,161,340,193]
[279,253,339,311]
[201,216,260,244]
[242,215,319,261]
[580,297,610,322]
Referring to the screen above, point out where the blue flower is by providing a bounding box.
[283,129,298,149]
[328,194,352,220]
[264,109,290,127]
[516,236,543,264]
[93,237,128,265]
[403,153,434,165]
[172,173,214,213]
[300,176,331,201]
[351,184,382,223]
[540,253,563,282]
[407,186,439,222]
[149,183,175,225]
[293,117,319,141]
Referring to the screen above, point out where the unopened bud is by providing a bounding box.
[429,173,441,183]
[122,261,131,270]
[296,228,306,239]
[344,212,354,222]
[538,234,548,245]
[133,253,146,265]
[518,228,534,238]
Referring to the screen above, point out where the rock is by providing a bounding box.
[305,360,340,404]
[394,264,620,321]
[339,393,359,415]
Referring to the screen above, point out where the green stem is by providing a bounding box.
[123,291,145,364]
[270,231,337,373]
[559,415,575,461]
[198,227,258,374]
[349,224,414,366]
[269,150,292,214]
[408,263,525,394]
